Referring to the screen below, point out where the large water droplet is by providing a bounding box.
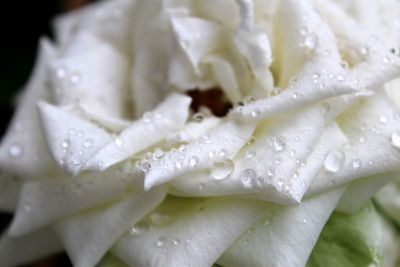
[324,149,345,173]
[210,159,234,180]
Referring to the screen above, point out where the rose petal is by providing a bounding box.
[308,92,400,195]
[217,187,345,267]
[0,228,63,267]
[0,39,60,178]
[38,102,112,176]
[336,172,397,214]
[144,120,255,190]
[112,197,270,267]
[84,93,191,172]
[0,171,21,212]
[55,186,167,267]
[8,165,142,236]
[49,31,129,126]
[172,106,330,204]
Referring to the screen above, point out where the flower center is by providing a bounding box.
[186,87,232,117]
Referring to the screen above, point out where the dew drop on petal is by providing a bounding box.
[273,137,286,152]
[188,156,200,167]
[62,139,70,149]
[242,169,256,188]
[245,150,256,159]
[130,221,149,237]
[210,159,234,180]
[114,137,123,148]
[8,143,24,158]
[83,139,93,148]
[324,149,345,173]
[391,132,400,149]
[150,213,171,227]
[155,237,167,248]
[304,34,318,51]
[153,148,165,160]
[193,112,205,122]
[379,115,389,124]
[352,159,362,170]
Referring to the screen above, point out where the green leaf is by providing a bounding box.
[306,202,383,267]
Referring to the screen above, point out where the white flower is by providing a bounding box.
[0,0,400,267]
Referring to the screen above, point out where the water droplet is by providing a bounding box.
[359,136,367,144]
[62,139,70,149]
[172,237,180,245]
[292,93,298,99]
[199,183,206,191]
[360,45,369,56]
[150,213,171,227]
[273,137,286,152]
[56,67,66,79]
[114,137,123,147]
[193,112,205,122]
[251,108,261,118]
[242,169,256,188]
[379,115,389,124]
[218,149,228,158]
[174,160,183,170]
[153,148,165,160]
[69,72,82,85]
[324,149,345,173]
[304,34,318,51]
[302,218,307,223]
[208,150,216,159]
[267,167,275,177]
[352,159,362,170]
[8,143,23,158]
[391,132,400,148]
[139,161,151,174]
[210,159,234,180]
[245,150,256,159]
[292,171,299,179]
[336,74,345,81]
[142,112,152,124]
[155,237,167,247]
[83,139,93,148]
[189,156,199,167]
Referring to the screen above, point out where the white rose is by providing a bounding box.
[0,0,400,267]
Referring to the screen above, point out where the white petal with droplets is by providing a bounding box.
[145,120,255,190]
[84,93,191,172]
[112,197,270,267]
[55,186,167,267]
[0,39,60,178]
[218,187,345,267]
[38,102,112,176]
[8,166,142,236]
